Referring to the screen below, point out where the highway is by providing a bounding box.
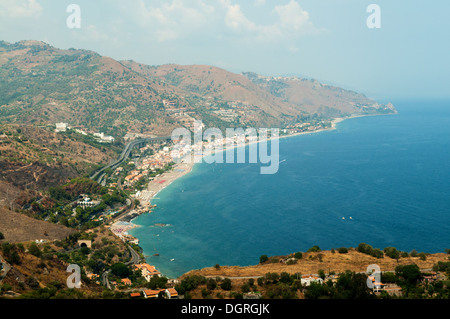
[90,136,171,185]
[92,136,170,289]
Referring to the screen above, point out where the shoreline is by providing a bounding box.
[126,112,394,269]
[129,113,384,225]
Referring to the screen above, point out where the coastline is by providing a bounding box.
[127,114,357,227]
[125,114,406,278]
[126,113,394,253]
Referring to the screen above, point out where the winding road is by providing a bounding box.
[90,136,171,185]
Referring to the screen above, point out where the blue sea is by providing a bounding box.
[130,99,450,278]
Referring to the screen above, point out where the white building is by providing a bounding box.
[94,132,115,143]
[301,275,324,287]
[55,122,69,132]
[77,197,100,208]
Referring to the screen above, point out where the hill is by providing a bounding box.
[0,206,74,243]
[1,40,396,137]
[184,249,448,279]
[0,123,118,197]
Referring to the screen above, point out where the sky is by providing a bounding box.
[0,0,449,100]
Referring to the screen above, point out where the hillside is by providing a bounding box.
[184,250,448,279]
[0,123,117,194]
[0,206,74,243]
[1,40,396,137]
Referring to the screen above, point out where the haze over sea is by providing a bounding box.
[130,99,450,278]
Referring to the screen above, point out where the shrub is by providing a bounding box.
[307,245,321,253]
[357,243,373,254]
[293,252,303,259]
[338,247,348,254]
[384,247,400,259]
[241,283,250,293]
[220,278,232,291]
[206,278,217,290]
[259,255,268,263]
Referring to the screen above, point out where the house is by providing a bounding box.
[77,197,100,208]
[134,263,161,281]
[165,288,178,299]
[55,122,69,132]
[301,275,323,286]
[422,272,438,283]
[142,288,178,299]
[143,289,165,299]
[86,273,99,281]
[121,278,132,286]
[130,292,141,298]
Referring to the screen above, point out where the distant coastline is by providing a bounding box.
[131,112,393,217]
[127,112,395,248]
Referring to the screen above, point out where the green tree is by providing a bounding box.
[220,278,232,291]
[335,271,374,299]
[384,247,400,260]
[110,263,131,278]
[28,243,42,258]
[307,245,321,253]
[395,264,422,288]
[318,269,326,280]
[206,278,217,290]
[259,255,269,263]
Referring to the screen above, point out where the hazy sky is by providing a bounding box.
[1,0,449,100]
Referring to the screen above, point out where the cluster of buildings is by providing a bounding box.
[130,288,178,299]
[93,132,115,143]
[120,146,173,188]
[54,122,114,142]
[134,263,161,281]
[285,121,330,134]
[77,195,101,208]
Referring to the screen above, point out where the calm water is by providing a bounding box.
[130,100,450,278]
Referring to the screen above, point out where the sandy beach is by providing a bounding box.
[127,114,364,224]
[143,161,194,204]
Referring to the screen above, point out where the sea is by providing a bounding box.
[129,99,450,278]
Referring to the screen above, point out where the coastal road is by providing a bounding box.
[101,244,142,289]
[90,136,171,184]
[125,244,142,266]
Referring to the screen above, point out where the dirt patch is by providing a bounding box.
[183,250,449,278]
[0,207,75,243]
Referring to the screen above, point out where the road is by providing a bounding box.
[90,136,171,185]
[101,244,142,289]
[92,136,170,289]
[125,244,142,266]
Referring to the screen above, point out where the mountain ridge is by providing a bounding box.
[0,40,396,138]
